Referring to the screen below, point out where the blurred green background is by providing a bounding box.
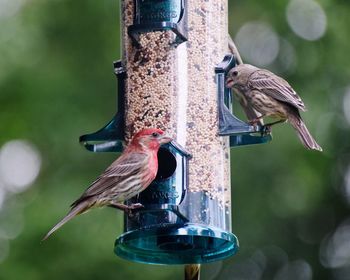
[0,0,349,279]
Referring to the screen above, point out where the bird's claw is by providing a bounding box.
[248,119,259,126]
[247,120,260,132]
[261,125,272,136]
[128,203,144,210]
[249,120,264,132]
[126,203,144,217]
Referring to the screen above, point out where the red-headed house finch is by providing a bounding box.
[43,128,172,240]
[226,64,322,151]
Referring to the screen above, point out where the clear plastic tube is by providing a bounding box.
[116,0,237,264]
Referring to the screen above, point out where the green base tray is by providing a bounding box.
[115,223,239,265]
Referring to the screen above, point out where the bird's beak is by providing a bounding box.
[226,77,234,88]
[159,135,173,145]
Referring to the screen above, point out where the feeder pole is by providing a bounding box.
[185,264,200,280]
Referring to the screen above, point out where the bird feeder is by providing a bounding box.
[80,0,271,265]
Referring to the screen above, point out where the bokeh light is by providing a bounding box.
[320,219,350,269]
[0,0,26,19]
[262,246,289,266]
[273,260,312,280]
[0,140,41,194]
[221,258,264,280]
[251,250,267,271]
[343,165,350,205]
[235,21,280,67]
[0,198,24,240]
[277,38,297,73]
[286,0,327,41]
[332,266,350,280]
[220,247,298,279]
[0,187,5,210]
[343,87,350,126]
[202,261,223,280]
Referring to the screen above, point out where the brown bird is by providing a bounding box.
[226,64,322,151]
[43,128,172,240]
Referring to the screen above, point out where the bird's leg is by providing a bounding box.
[109,202,144,216]
[128,203,144,210]
[264,119,286,127]
[262,119,286,134]
[248,114,265,126]
[248,115,265,131]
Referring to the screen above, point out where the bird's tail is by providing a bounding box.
[42,201,89,241]
[288,113,322,151]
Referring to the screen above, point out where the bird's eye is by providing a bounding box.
[152,132,159,138]
[232,71,238,76]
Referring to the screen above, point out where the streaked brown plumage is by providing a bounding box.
[43,128,172,240]
[226,63,322,151]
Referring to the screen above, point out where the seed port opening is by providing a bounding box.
[155,148,177,180]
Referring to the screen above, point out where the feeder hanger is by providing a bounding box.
[128,0,188,47]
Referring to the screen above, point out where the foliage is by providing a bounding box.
[0,0,349,279]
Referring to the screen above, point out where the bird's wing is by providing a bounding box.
[71,151,148,206]
[248,70,306,111]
